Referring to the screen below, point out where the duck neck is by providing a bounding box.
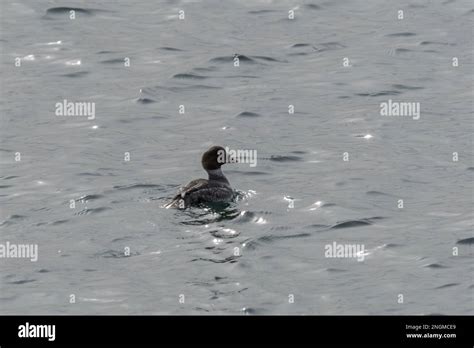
[207,168,229,184]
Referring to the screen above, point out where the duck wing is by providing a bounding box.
[165,179,208,208]
[177,178,209,197]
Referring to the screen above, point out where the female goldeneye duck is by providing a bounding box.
[166,146,235,209]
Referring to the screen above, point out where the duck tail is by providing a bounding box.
[164,195,184,209]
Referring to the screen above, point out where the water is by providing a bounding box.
[0,0,472,314]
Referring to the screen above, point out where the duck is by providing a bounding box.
[165,146,235,209]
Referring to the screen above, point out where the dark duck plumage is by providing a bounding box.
[165,146,234,209]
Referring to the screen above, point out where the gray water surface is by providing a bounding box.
[0,0,473,314]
